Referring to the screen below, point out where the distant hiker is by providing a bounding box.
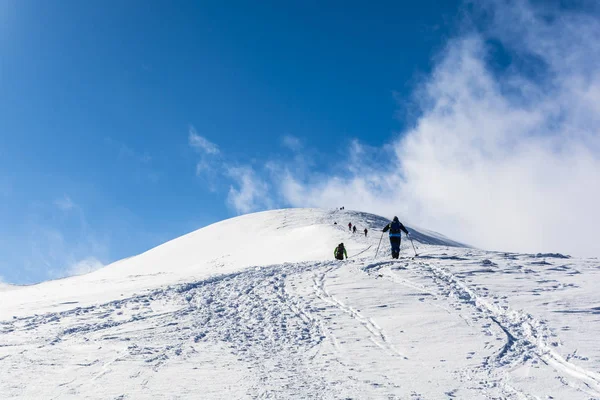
[352,225,357,234]
[334,243,347,260]
[382,216,409,259]
[340,206,345,210]
[364,228,368,237]
[334,221,337,225]
[348,222,352,231]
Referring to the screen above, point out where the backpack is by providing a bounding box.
[390,221,401,234]
[335,245,344,259]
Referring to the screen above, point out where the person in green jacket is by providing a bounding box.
[334,243,348,260]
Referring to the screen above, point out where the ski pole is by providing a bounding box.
[409,235,418,257]
[374,231,384,259]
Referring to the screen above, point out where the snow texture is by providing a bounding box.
[1,208,599,399]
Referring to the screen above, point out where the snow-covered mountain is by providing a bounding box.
[1,208,599,399]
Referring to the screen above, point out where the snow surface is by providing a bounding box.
[1,208,599,399]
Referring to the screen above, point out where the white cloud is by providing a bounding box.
[189,126,220,155]
[274,1,600,257]
[54,195,76,211]
[227,166,273,214]
[65,257,105,277]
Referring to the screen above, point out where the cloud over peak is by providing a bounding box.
[277,1,599,256]
[275,1,600,256]
[187,1,600,257]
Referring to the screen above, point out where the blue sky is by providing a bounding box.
[0,0,461,283]
[2,1,600,284]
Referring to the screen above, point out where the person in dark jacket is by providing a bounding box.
[352,225,357,234]
[364,228,368,237]
[348,222,352,231]
[334,243,347,260]
[382,216,409,259]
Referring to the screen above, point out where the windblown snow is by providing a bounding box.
[1,208,599,399]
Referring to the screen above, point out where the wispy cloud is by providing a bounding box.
[226,166,273,214]
[189,126,220,155]
[188,126,222,184]
[187,125,276,214]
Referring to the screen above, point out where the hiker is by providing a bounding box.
[364,228,368,237]
[382,216,409,259]
[334,221,337,225]
[348,222,352,231]
[334,243,347,260]
[352,225,357,234]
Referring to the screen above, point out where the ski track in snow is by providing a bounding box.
[312,267,407,359]
[1,209,599,399]
[360,252,600,399]
[2,254,599,399]
[0,261,375,399]
[414,259,600,398]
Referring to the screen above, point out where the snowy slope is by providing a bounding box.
[0,208,458,319]
[1,208,599,399]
